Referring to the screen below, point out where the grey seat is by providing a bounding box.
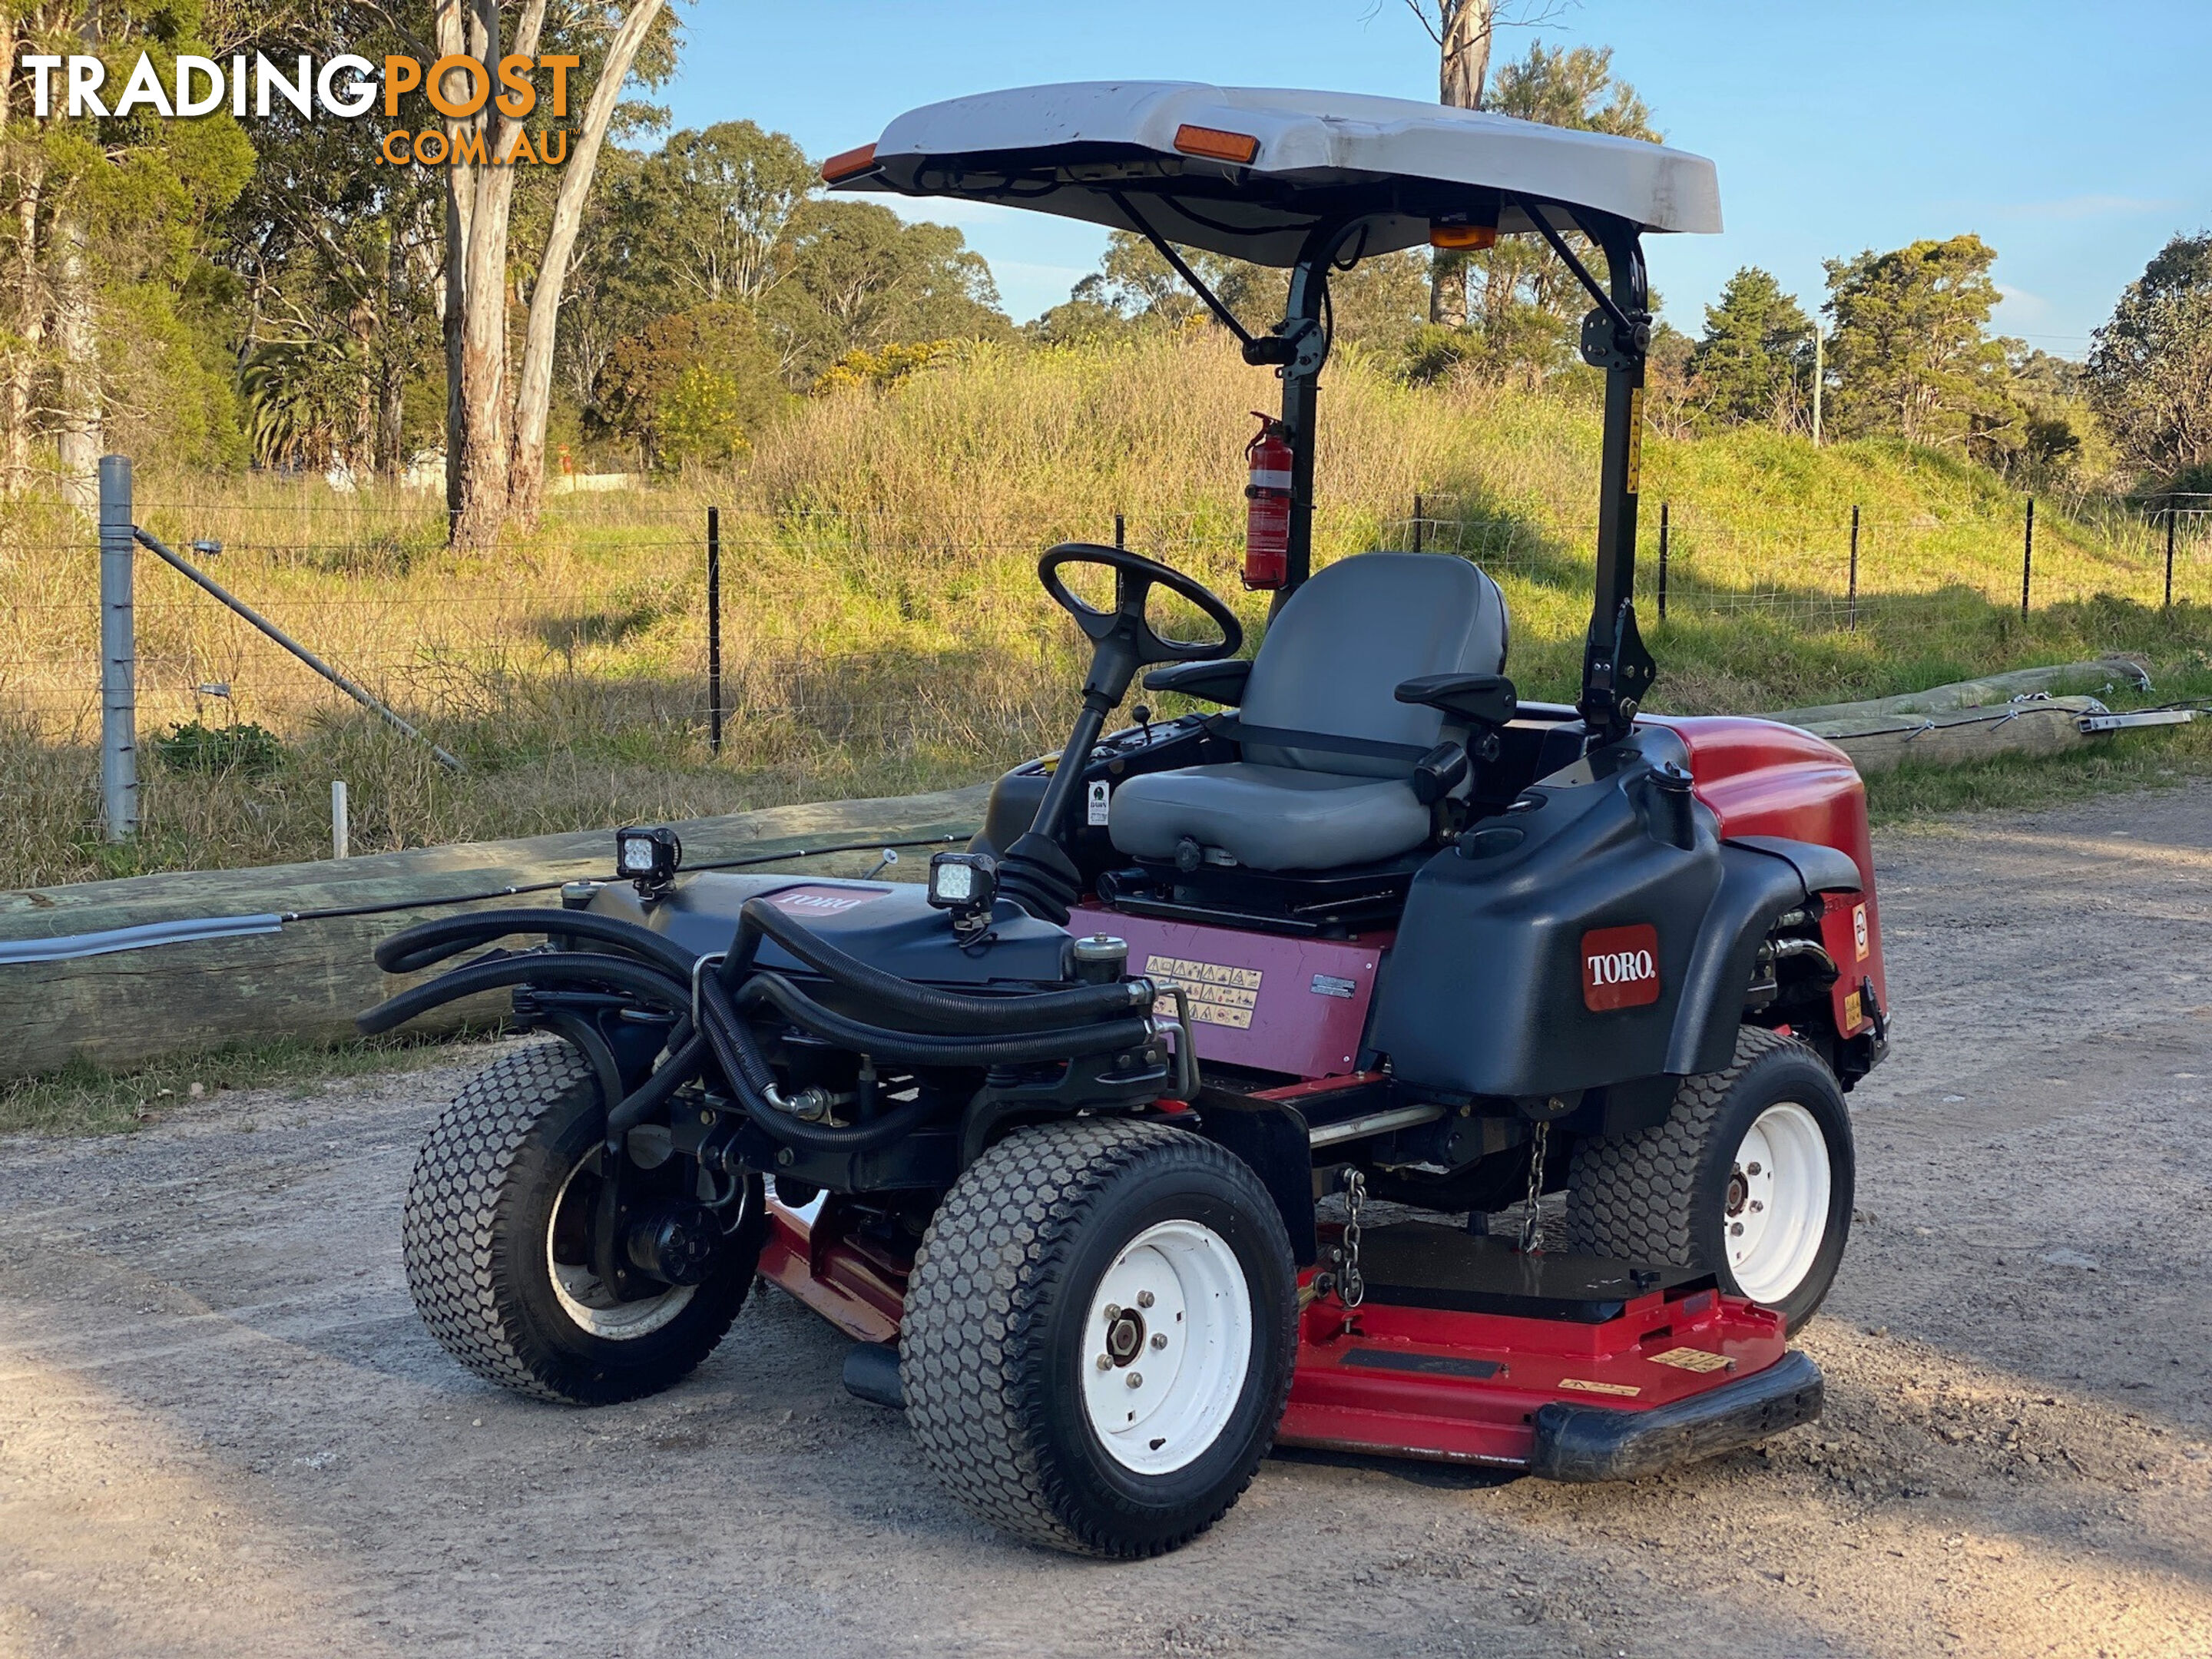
[1108,552,1509,873]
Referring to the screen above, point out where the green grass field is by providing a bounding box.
[5,331,2210,889]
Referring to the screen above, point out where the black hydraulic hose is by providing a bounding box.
[731,898,1152,1032]
[696,971,777,1095]
[363,922,1155,1156]
[538,1010,625,1128]
[736,970,1153,1068]
[356,951,691,1035]
[376,908,698,982]
[604,1031,709,1154]
[695,972,945,1152]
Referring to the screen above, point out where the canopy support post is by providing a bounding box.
[1272,220,1360,611]
[1561,210,1656,747]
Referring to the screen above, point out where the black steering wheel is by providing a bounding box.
[1039,544,1243,699]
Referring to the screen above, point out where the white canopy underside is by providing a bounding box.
[835,81,1720,266]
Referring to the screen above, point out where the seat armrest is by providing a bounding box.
[1395,672,1518,727]
[1142,658,1251,706]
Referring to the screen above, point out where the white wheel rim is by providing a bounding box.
[1079,1220,1253,1476]
[1724,1101,1832,1306]
[545,1157,697,1340]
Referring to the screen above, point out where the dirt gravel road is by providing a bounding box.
[4,787,2210,1659]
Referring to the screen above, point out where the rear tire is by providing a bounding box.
[1566,1026,1853,1333]
[402,1042,766,1405]
[902,1118,1296,1558]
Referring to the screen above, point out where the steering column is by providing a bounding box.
[997,542,1243,923]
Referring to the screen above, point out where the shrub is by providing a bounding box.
[154,720,285,776]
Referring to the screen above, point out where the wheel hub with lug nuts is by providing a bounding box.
[1106,1305,1147,1366]
[1079,1220,1254,1477]
[1723,1103,1831,1306]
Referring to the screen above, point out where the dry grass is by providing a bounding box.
[5,331,2211,889]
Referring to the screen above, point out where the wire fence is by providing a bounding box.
[6,487,2212,760]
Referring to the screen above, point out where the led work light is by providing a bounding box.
[927,851,998,931]
[615,825,683,889]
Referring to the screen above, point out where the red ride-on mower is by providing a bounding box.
[367,83,1889,1557]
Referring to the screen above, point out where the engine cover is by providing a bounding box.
[591,874,1078,989]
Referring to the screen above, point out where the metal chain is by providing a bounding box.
[1339,1168,1367,1309]
[1518,1121,1551,1255]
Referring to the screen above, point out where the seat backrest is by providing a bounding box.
[1240,552,1509,777]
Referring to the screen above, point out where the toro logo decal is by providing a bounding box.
[1581,924,1661,1012]
[762,884,891,916]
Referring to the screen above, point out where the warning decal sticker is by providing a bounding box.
[1144,954,1262,1030]
[1647,1346,1732,1374]
[1557,1377,1643,1398]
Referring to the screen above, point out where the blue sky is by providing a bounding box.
[658,1,2211,355]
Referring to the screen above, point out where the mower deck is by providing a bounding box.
[767,1200,1822,1482]
[1282,1222,1819,1477]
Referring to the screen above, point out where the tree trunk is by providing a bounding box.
[1439,0,1495,108]
[1429,0,1495,329]
[5,164,45,496]
[376,233,406,480]
[52,204,98,510]
[507,0,665,533]
[1429,248,1469,327]
[445,0,508,547]
[439,1,471,531]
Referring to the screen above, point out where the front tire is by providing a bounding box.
[402,1042,766,1405]
[1567,1026,1854,1332]
[902,1118,1296,1558]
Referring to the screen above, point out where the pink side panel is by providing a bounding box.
[1070,906,1386,1081]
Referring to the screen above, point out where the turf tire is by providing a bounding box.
[902,1118,1296,1558]
[402,1041,764,1405]
[1565,1025,1854,1333]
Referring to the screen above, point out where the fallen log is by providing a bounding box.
[1766,657,2148,729]
[1787,697,2108,774]
[0,786,988,1081]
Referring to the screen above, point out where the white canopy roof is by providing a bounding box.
[829,81,1720,266]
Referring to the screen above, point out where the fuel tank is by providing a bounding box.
[586,874,1077,988]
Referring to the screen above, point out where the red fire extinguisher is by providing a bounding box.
[1243,412,1293,591]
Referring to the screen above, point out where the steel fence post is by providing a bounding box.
[98,454,137,840]
[1848,504,1859,631]
[1656,501,1669,621]
[2166,502,2176,609]
[2021,495,2034,618]
[707,505,723,757]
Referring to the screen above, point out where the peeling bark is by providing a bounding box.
[506,0,665,533]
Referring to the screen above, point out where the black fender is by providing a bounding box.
[1729,834,1863,897]
[1370,733,1866,1105]
[1666,840,1838,1077]
[1370,730,1726,1098]
[1189,1089,1319,1267]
